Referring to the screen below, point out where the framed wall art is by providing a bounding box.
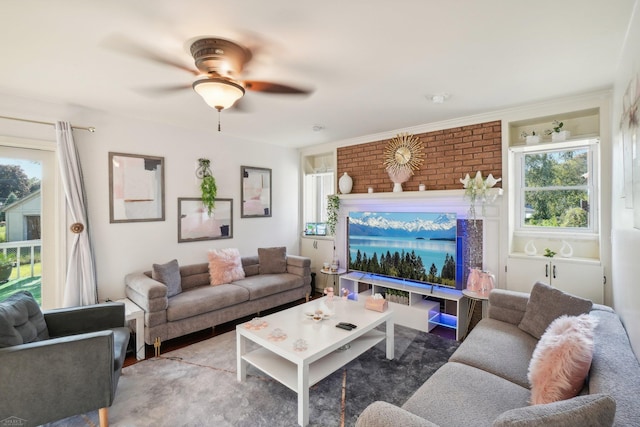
[178,197,233,242]
[241,166,272,218]
[109,152,165,223]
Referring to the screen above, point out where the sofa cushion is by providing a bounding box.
[528,314,597,405]
[152,259,182,297]
[242,256,260,277]
[588,308,640,426]
[450,318,538,388]
[166,284,249,322]
[402,362,531,427]
[258,246,287,274]
[0,291,49,347]
[232,273,304,300]
[208,248,245,286]
[518,282,592,339]
[493,393,615,427]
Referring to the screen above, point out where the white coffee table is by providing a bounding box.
[236,297,394,426]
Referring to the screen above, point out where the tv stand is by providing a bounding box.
[339,272,470,341]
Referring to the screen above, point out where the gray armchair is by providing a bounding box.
[0,291,129,427]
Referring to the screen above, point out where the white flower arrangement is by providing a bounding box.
[460,171,503,220]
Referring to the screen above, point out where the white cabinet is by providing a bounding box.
[506,256,604,303]
[300,236,334,292]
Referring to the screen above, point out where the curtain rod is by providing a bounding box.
[0,115,96,132]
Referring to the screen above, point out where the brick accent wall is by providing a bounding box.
[337,120,502,193]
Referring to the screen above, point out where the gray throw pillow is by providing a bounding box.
[0,290,49,348]
[152,259,182,297]
[518,282,592,339]
[258,247,287,274]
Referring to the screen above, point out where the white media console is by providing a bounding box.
[339,271,470,341]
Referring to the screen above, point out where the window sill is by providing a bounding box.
[513,229,599,241]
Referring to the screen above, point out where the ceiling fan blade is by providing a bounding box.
[135,84,192,96]
[102,34,199,76]
[243,80,312,95]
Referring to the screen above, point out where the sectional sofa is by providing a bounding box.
[124,248,311,348]
[356,283,640,427]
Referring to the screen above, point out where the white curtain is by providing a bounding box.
[55,121,98,306]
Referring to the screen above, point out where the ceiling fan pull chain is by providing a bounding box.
[217,108,221,132]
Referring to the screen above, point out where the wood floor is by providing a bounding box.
[123,292,456,367]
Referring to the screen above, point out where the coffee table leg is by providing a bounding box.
[237,331,247,382]
[386,318,395,360]
[297,362,310,426]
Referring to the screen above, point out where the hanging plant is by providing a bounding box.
[326,194,340,236]
[198,158,217,216]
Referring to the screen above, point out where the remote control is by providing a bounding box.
[338,322,357,329]
[335,323,353,331]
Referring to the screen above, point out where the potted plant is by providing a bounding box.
[326,194,341,268]
[520,130,540,144]
[197,158,217,216]
[545,120,570,141]
[0,252,14,283]
[326,194,340,236]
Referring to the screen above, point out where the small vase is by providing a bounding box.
[339,172,353,194]
[525,135,540,144]
[560,240,573,258]
[524,240,537,256]
[393,182,403,192]
[552,130,570,142]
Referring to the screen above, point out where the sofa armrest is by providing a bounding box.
[44,302,126,337]
[492,394,615,427]
[286,255,311,269]
[488,289,530,326]
[0,331,116,425]
[286,255,311,280]
[356,401,441,427]
[125,271,168,313]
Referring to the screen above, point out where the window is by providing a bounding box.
[515,139,598,232]
[303,172,334,228]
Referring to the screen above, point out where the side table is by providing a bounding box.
[319,268,347,294]
[116,298,145,360]
[461,289,489,340]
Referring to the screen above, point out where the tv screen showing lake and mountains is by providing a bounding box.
[348,211,457,288]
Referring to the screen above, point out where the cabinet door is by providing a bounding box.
[300,237,334,274]
[300,238,317,270]
[551,260,604,304]
[506,257,551,293]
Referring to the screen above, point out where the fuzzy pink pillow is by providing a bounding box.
[528,314,598,405]
[208,248,245,286]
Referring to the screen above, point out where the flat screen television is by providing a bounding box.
[348,211,457,288]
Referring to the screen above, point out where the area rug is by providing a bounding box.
[46,325,458,427]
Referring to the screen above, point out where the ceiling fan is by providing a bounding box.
[188,37,312,112]
[107,35,313,113]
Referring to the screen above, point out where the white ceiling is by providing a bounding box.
[0,1,635,148]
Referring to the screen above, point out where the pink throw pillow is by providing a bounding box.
[528,314,598,405]
[208,248,245,286]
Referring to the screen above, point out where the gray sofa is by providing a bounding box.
[125,254,311,347]
[356,285,640,427]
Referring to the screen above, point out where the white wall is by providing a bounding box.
[611,0,640,356]
[0,93,301,303]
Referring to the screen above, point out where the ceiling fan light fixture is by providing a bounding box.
[193,78,245,111]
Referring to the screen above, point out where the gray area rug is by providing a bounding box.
[46,325,458,427]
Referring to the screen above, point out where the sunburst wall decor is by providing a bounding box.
[383,132,425,174]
